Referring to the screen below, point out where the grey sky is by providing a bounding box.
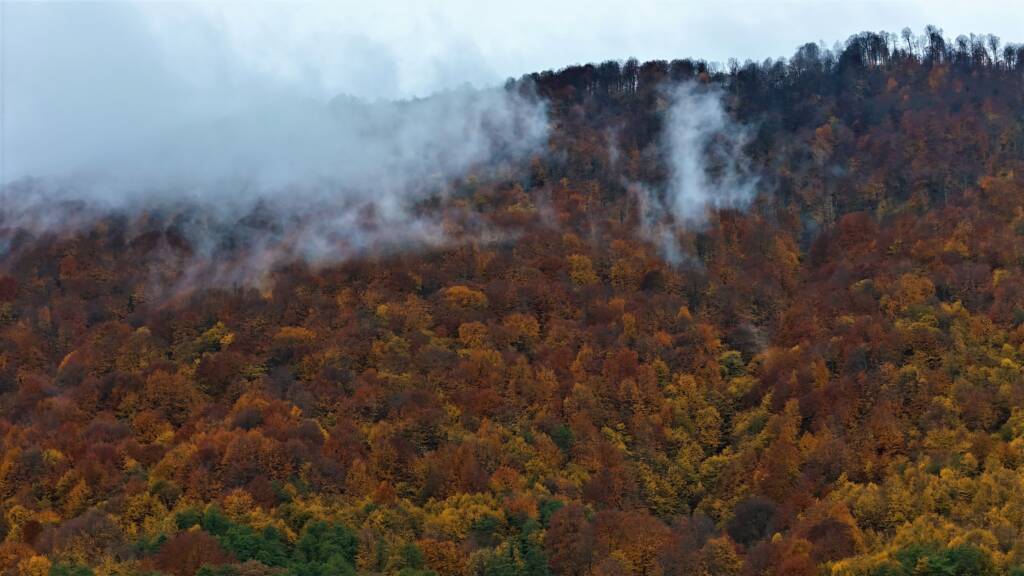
[5,1,1023,101]
[1,0,1022,186]
[135,0,1024,98]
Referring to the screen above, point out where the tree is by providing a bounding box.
[155,531,234,576]
[544,504,594,576]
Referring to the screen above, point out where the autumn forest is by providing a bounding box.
[4,26,1024,576]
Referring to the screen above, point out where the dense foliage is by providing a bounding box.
[3,27,1024,575]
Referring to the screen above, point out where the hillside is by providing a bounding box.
[3,30,1024,575]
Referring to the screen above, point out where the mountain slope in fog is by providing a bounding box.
[2,29,1024,576]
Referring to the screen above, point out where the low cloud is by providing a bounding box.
[0,3,549,287]
[636,82,758,263]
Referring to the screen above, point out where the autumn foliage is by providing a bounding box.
[3,27,1024,576]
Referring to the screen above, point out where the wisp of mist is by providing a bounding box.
[1,3,759,290]
[636,82,759,264]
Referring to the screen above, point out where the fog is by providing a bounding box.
[0,2,768,285]
[636,83,758,264]
[0,2,549,287]
[1,3,547,195]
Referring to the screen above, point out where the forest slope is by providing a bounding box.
[2,29,1024,576]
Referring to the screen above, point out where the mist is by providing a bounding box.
[0,3,771,288]
[637,82,758,263]
[0,2,549,282]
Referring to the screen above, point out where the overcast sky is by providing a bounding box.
[2,0,1023,186]
[3,0,1023,101]
[174,1,1023,98]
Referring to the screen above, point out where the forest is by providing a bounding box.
[3,26,1024,575]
